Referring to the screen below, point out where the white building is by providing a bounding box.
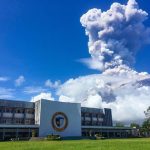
[35,99,81,137]
[0,99,132,140]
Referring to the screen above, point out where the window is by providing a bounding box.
[25,109,34,114]
[15,109,24,113]
[0,118,12,124]
[14,118,23,124]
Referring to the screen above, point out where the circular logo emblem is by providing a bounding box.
[51,112,68,132]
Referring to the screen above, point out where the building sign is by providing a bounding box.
[51,112,68,132]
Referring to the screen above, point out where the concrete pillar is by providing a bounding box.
[1,110,3,118]
[12,108,15,124]
[24,108,26,124]
[119,132,121,138]
[2,128,5,140]
[90,113,92,126]
[16,128,18,138]
[28,128,31,137]
[126,131,128,138]
[86,131,88,137]
[91,113,93,126]
[83,113,85,125]
[113,132,116,138]
[107,131,109,138]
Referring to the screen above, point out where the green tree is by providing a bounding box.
[115,122,124,127]
[141,119,150,136]
[142,119,150,131]
[130,123,140,129]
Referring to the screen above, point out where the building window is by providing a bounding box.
[0,118,12,124]
[15,109,24,113]
[25,109,34,114]
[14,119,23,124]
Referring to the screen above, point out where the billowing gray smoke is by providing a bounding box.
[80,0,150,70]
[56,0,150,123]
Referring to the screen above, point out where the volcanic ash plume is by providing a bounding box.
[80,0,150,70]
[57,0,150,122]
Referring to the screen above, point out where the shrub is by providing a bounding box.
[46,134,61,141]
[94,134,105,140]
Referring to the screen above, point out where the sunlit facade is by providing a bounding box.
[0,99,132,140]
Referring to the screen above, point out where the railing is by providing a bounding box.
[25,114,34,119]
[14,113,24,118]
[98,118,103,122]
[2,113,13,118]
[85,117,91,121]
[92,117,97,121]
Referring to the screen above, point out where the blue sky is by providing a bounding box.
[0,0,150,101]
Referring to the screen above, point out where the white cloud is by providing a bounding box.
[31,92,54,102]
[45,79,61,88]
[57,68,150,122]
[15,76,25,87]
[24,86,47,94]
[103,85,150,122]
[0,87,15,99]
[0,77,9,82]
[80,0,150,70]
[59,95,74,103]
[56,0,150,123]
[79,58,104,70]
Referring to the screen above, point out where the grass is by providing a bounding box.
[0,138,150,150]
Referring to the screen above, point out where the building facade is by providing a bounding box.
[35,99,81,137]
[0,99,132,140]
[81,107,112,127]
[0,99,38,140]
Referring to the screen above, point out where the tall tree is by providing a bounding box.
[115,122,124,127]
[141,119,150,136]
[130,123,140,129]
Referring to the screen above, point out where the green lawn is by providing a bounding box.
[0,138,150,150]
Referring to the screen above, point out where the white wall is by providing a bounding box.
[37,99,81,137]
